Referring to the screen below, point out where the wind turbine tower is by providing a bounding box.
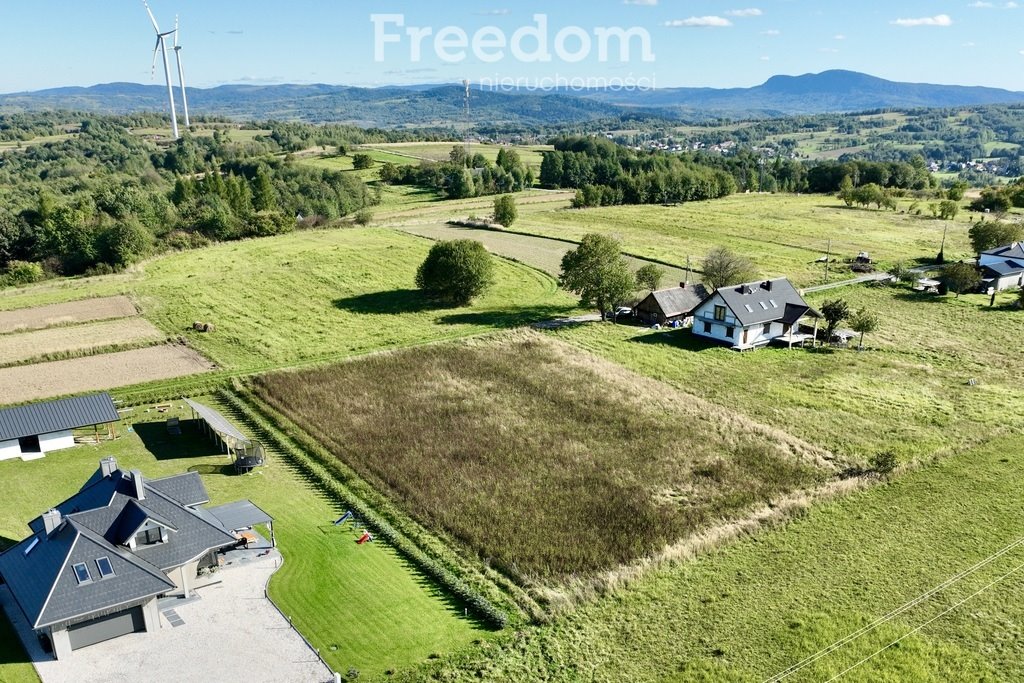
[143,0,180,140]
[463,79,471,161]
[173,16,190,130]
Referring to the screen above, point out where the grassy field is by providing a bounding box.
[0,397,484,681]
[412,433,1024,682]
[551,284,1024,463]
[253,331,835,584]
[514,194,975,287]
[364,142,551,170]
[0,228,576,373]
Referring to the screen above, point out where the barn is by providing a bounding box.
[0,393,120,462]
[634,283,710,326]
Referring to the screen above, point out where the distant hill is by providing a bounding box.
[581,70,1024,116]
[2,71,1022,126]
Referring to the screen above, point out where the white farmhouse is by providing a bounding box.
[978,242,1024,292]
[691,278,822,350]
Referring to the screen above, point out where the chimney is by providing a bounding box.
[129,469,145,501]
[100,457,118,479]
[43,509,62,536]
[763,280,773,291]
[679,282,687,289]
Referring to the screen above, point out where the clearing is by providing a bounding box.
[417,434,1024,682]
[0,318,165,366]
[553,284,1024,463]
[0,396,483,681]
[0,345,213,405]
[399,223,694,285]
[253,331,839,583]
[0,296,137,333]
[513,193,975,287]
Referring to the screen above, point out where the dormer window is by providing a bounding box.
[73,562,93,585]
[96,556,115,579]
[134,525,168,547]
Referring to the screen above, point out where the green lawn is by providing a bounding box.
[413,434,1024,682]
[514,193,974,287]
[363,142,551,171]
[0,397,484,681]
[0,228,575,373]
[550,284,1024,463]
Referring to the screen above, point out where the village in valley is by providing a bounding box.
[2,3,1024,683]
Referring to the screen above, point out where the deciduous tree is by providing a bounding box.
[942,262,981,298]
[415,239,495,306]
[702,247,757,291]
[559,234,635,320]
[848,307,880,350]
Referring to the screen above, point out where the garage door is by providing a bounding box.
[68,606,145,650]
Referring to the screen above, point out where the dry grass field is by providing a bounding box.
[0,318,165,366]
[0,344,213,404]
[0,295,137,333]
[254,331,838,584]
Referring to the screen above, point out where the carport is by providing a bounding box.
[207,500,276,548]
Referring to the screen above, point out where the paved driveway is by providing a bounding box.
[4,553,333,683]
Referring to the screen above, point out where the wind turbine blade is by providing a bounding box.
[143,0,160,32]
[174,16,179,47]
[151,39,161,79]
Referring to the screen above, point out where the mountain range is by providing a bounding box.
[1,70,1022,127]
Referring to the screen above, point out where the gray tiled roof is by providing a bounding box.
[714,279,820,327]
[982,242,1024,259]
[0,393,119,442]
[638,284,709,318]
[0,461,244,630]
[147,472,210,507]
[983,259,1024,277]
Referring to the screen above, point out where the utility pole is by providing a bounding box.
[463,79,471,164]
[824,239,832,284]
[938,224,948,264]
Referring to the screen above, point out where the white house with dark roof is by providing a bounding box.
[0,393,120,462]
[0,457,273,659]
[978,242,1024,292]
[691,278,822,350]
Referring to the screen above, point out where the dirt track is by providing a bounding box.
[0,296,138,333]
[0,318,165,366]
[0,345,213,405]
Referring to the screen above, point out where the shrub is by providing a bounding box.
[415,240,495,306]
[869,451,899,475]
[2,260,45,286]
[352,153,374,170]
[353,209,373,226]
[635,263,666,292]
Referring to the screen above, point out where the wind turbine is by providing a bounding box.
[172,16,191,130]
[143,0,180,140]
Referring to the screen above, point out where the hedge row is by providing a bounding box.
[218,386,516,629]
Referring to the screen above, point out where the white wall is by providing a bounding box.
[993,273,1024,291]
[39,430,75,453]
[0,439,21,462]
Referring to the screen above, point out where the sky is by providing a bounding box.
[1,1,1022,93]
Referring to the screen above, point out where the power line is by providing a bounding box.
[823,559,1024,682]
[762,535,1024,683]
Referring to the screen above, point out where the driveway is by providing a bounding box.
[3,552,333,683]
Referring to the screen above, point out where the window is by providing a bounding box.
[713,305,727,321]
[769,299,778,308]
[726,326,735,338]
[703,321,712,334]
[96,557,115,579]
[744,304,754,313]
[763,323,772,334]
[759,302,769,310]
[73,562,92,585]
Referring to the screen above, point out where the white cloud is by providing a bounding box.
[834,34,846,40]
[623,0,658,5]
[968,1,994,6]
[963,41,977,46]
[726,8,763,17]
[1019,49,1024,55]
[760,55,771,61]
[1006,2,1019,8]
[891,14,954,26]
[665,16,733,27]
[761,29,781,35]
[474,9,510,15]
[819,47,840,53]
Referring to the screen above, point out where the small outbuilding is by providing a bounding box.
[0,393,120,462]
[981,260,1024,292]
[634,283,710,326]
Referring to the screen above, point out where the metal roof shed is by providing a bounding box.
[183,399,264,466]
[0,393,120,442]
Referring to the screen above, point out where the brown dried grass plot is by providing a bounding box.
[254,331,834,582]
